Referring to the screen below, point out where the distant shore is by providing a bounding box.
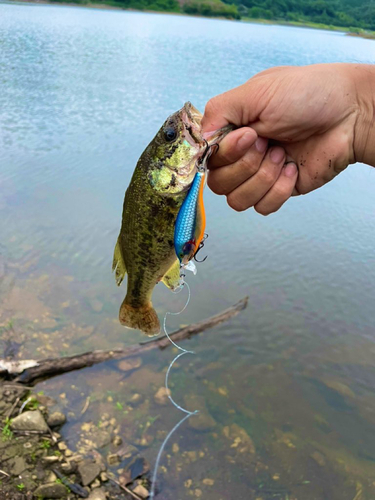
[6,0,375,39]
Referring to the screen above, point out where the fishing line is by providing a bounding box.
[149,280,199,500]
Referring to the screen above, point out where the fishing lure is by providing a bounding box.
[174,142,215,268]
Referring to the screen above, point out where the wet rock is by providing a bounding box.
[61,461,75,474]
[118,357,142,372]
[113,435,122,446]
[58,442,68,451]
[11,410,49,433]
[11,456,27,475]
[119,456,150,486]
[222,424,256,454]
[47,411,66,428]
[322,379,356,399]
[133,484,150,498]
[41,456,60,465]
[46,471,57,482]
[88,488,107,500]
[311,450,326,467]
[107,452,120,466]
[78,461,101,486]
[184,395,216,431]
[154,387,171,406]
[33,482,68,498]
[100,472,108,482]
[129,393,143,406]
[91,479,101,489]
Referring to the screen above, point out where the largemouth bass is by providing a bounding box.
[113,102,230,336]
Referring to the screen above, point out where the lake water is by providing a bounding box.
[1,3,375,499]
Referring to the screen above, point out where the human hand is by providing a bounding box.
[202,63,375,214]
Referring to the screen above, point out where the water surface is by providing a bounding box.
[1,4,375,499]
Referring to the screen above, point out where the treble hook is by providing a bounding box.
[194,234,208,263]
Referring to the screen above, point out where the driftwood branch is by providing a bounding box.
[5,297,248,385]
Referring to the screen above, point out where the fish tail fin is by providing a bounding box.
[119,300,160,337]
[113,239,127,286]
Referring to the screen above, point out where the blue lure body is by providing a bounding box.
[174,170,206,265]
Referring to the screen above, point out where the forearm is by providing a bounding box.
[353,64,375,167]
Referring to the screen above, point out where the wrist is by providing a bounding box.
[352,64,375,167]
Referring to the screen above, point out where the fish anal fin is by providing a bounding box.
[161,259,181,291]
[112,239,127,286]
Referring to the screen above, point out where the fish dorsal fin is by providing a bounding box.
[161,259,182,290]
[112,239,127,286]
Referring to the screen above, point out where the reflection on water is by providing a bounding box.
[1,3,375,498]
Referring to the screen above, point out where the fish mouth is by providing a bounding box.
[182,101,234,149]
[182,102,203,147]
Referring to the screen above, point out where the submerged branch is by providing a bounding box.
[1,297,248,385]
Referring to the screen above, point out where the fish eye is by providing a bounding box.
[164,127,177,142]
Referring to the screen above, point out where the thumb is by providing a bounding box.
[201,83,253,135]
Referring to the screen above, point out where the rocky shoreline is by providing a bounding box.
[0,383,150,499]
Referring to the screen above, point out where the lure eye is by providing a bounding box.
[164,127,177,142]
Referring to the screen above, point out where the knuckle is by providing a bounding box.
[272,183,290,199]
[238,157,258,177]
[258,167,276,185]
[208,177,227,195]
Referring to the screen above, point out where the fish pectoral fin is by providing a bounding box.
[161,259,182,291]
[112,239,127,286]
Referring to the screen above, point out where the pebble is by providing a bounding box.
[117,358,142,372]
[311,450,326,467]
[202,478,214,486]
[78,461,101,486]
[154,387,171,405]
[41,456,59,464]
[195,488,202,497]
[91,479,101,489]
[12,456,27,476]
[113,435,122,446]
[11,410,49,433]
[88,488,107,500]
[129,393,143,405]
[33,482,68,498]
[47,411,66,428]
[46,471,57,482]
[133,484,150,499]
[107,453,120,465]
[100,472,108,482]
[172,443,179,453]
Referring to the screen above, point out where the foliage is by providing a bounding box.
[183,0,240,19]
[233,0,375,30]
[45,0,375,29]
[1,418,13,441]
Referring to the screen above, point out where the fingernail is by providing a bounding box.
[238,131,255,150]
[270,147,285,164]
[284,162,297,177]
[255,137,268,153]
